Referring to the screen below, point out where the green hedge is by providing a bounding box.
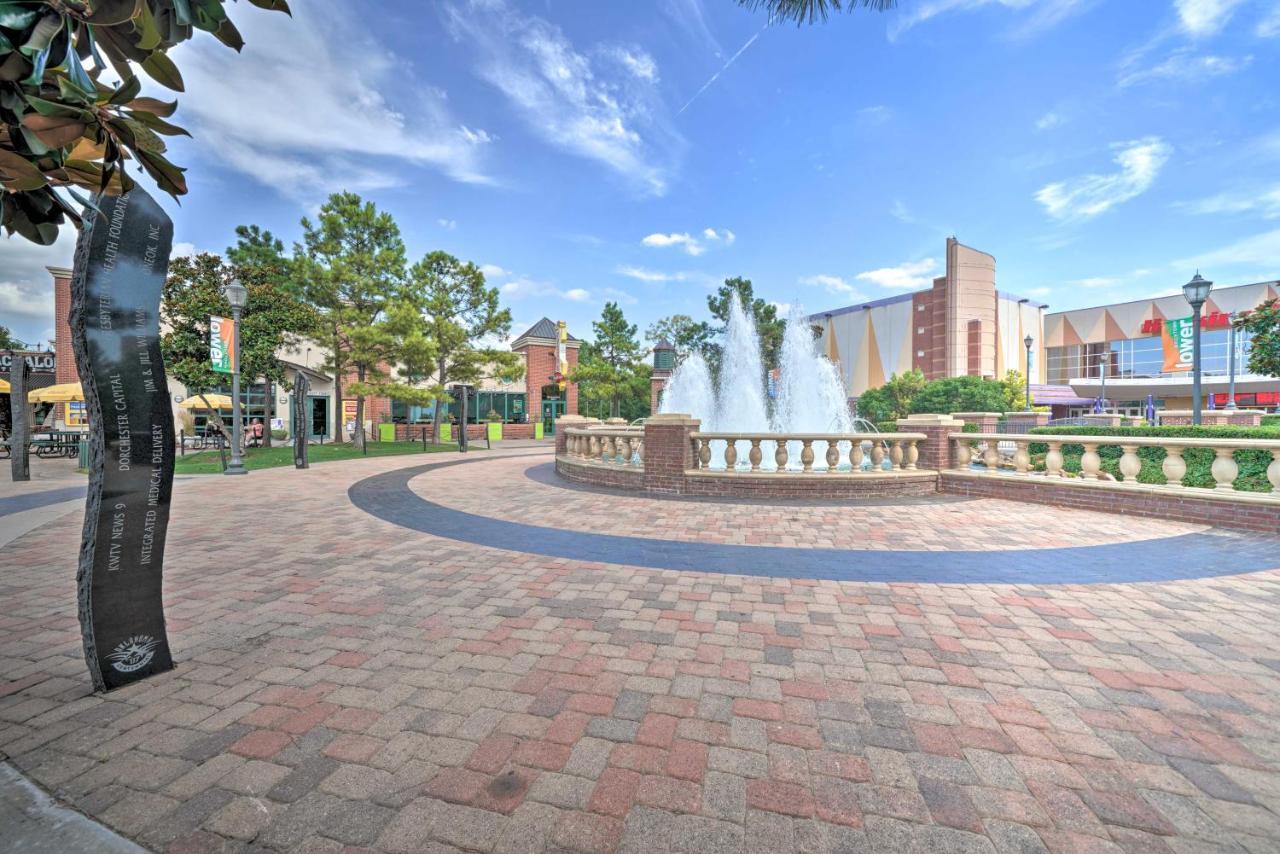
[1263,414,1280,427]
[1015,425,1279,492]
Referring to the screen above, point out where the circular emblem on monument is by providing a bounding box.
[107,635,159,673]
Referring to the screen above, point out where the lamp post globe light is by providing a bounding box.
[1182,272,1213,426]
[1023,334,1033,412]
[223,279,249,475]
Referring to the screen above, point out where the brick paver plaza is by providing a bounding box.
[3,446,1280,853]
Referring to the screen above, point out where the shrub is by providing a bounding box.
[271,429,288,440]
[1263,414,1280,427]
[1024,425,1280,492]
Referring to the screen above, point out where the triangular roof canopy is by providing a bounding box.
[511,317,580,349]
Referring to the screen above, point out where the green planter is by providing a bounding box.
[534,422,544,439]
[487,422,502,441]
[378,423,395,443]
[440,423,452,443]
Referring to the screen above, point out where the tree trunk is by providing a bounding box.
[262,379,273,448]
[430,358,448,444]
[8,351,30,481]
[353,364,366,450]
[332,327,343,443]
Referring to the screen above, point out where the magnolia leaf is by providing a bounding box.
[136,147,188,195]
[22,113,89,148]
[69,136,108,161]
[106,73,143,105]
[125,96,178,117]
[20,12,62,53]
[141,50,184,91]
[0,4,41,30]
[0,149,49,191]
[125,109,190,137]
[84,0,143,26]
[24,95,90,118]
[134,0,163,49]
[212,16,243,51]
[246,0,292,14]
[121,117,167,153]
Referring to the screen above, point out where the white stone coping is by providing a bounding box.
[685,468,938,480]
[957,432,1280,451]
[690,432,928,442]
[942,469,1280,504]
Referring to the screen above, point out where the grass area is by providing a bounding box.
[174,441,466,475]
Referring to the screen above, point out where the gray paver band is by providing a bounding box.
[348,456,1280,584]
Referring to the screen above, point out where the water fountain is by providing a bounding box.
[659,295,881,470]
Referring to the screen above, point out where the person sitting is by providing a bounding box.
[246,418,265,448]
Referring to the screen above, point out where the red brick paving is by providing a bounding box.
[1,447,1279,852]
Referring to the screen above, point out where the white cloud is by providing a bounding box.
[1072,276,1121,288]
[641,227,733,256]
[1177,228,1280,269]
[890,0,1093,40]
[1175,0,1245,36]
[1259,4,1280,36]
[0,228,75,345]
[501,278,592,302]
[438,219,458,230]
[174,0,493,204]
[444,0,682,196]
[1024,286,1052,297]
[857,105,892,126]
[1035,111,1065,131]
[170,242,198,259]
[855,258,939,290]
[799,274,865,298]
[1035,137,1171,220]
[1176,184,1280,218]
[480,264,509,278]
[1119,48,1252,86]
[617,265,680,282]
[600,287,638,305]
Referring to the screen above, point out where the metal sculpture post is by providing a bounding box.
[8,352,30,481]
[293,372,309,469]
[70,187,176,691]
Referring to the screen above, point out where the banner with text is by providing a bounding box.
[210,315,234,373]
[1160,316,1197,373]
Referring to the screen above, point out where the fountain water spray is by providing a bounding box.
[659,295,870,469]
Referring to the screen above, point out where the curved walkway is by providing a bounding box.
[350,455,1280,585]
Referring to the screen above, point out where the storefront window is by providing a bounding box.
[1046,328,1253,382]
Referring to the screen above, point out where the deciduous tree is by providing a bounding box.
[1235,299,1280,380]
[0,326,23,350]
[645,314,712,363]
[1,0,290,245]
[408,251,521,442]
[736,0,896,26]
[295,192,408,449]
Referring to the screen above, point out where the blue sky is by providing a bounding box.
[4,0,1279,349]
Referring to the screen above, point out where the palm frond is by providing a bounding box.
[737,0,897,26]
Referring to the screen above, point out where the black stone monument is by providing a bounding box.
[8,351,30,482]
[70,187,176,691]
[293,372,309,469]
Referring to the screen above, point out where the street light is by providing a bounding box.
[223,279,249,475]
[1225,315,1238,410]
[1023,334,1033,412]
[1182,272,1213,426]
[1098,352,1107,412]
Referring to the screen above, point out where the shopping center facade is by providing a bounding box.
[811,238,1279,416]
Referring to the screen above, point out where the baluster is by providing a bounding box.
[982,441,1000,472]
[825,439,840,473]
[635,439,644,464]
[954,439,971,470]
[619,436,632,466]
[1013,439,1030,475]
[905,439,919,471]
[851,440,865,471]
[602,435,615,464]
[1045,441,1063,478]
[724,439,738,469]
[801,439,814,472]
[775,441,789,471]
[890,439,904,470]
[1079,443,1100,479]
[1162,445,1185,487]
[1211,447,1238,492]
[749,439,763,472]
[870,442,885,471]
[698,438,712,469]
[1268,450,1280,495]
[1118,444,1141,483]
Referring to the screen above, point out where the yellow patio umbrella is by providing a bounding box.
[179,393,233,409]
[28,381,84,403]
[0,378,9,394]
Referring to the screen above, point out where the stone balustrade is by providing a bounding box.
[953,432,1280,494]
[688,433,926,473]
[563,427,645,468]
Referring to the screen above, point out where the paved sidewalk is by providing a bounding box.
[1,447,1278,853]
[0,762,144,853]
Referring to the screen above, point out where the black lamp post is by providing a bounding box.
[223,279,249,475]
[1023,334,1033,411]
[1182,272,1213,426]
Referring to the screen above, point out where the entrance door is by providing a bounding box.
[542,399,565,435]
[309,396,329,440]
